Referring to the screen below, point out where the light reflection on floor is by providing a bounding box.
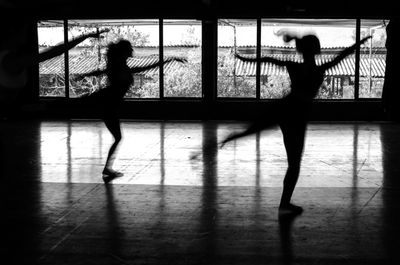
[39,120,383,187]
[3,119,400,265]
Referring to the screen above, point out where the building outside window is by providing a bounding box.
[163,20,202,98]
[217,19,257,98]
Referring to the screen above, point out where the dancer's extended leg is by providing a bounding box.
[220,120,277,148]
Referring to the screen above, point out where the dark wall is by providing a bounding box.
[35,99,385,122]
[382,19,400,121]
[1,0,399,18]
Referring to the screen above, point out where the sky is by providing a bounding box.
[38,21,386,48]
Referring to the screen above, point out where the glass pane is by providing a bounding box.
[67,19,160,99]
[359,19,388,99]
[163,20,202,98]
[261,19,357,99]
[38,20,65,97]
[67,22,105,98]
[218,19,257,98]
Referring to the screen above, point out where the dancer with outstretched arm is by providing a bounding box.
[80,39,186,183]
[0,28,109,116]
[220,34,371,215]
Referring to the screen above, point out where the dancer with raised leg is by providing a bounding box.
[221,34,371,215]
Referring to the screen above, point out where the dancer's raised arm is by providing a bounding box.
[79,69,106,78]
[36,29,109,63]
[129,57,186,74]
[235,53,288,67]
[322,36,372,71]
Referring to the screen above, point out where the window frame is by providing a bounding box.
[37,18,387,102]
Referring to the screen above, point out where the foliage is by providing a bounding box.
[359,78,384,98]
[39,75,65,97]
[217,52,256,97]
[180,26,201,46]
[164,49,201,97]
[261,75,291,99]
[129,74,159,98]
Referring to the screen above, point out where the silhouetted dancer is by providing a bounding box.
[0,27,108,117]
[221,34,371,216]
[79,39,186,183]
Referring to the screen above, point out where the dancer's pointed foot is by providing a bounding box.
[102,169,123,184]
[279,203,303,217]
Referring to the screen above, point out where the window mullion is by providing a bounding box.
[256,18,261,100]
[64,19,69,99]
[354,18,361,100]
[159,19,164,99]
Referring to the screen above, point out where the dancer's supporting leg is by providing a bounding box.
[279,119,307,215]
[102,116,123,183]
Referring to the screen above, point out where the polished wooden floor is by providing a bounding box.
[1,119,400,265]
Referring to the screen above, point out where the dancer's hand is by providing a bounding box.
[87,28,110,39]
[219,131,239,148]
[360,35,372,44]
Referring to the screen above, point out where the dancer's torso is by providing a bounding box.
[286,62,324,102]
[106,65,133,101]
[85,65,133,116]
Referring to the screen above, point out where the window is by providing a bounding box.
[163,20,202,98]
[218,19,257,98]
[67,21,105,98]
[359,19,387,99]
[67,19,160,98]
[38,20,65,97]
[38,19,161,98]
[37,18,388,102]
[261,19,358,99]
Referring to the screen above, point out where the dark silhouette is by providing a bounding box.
[220,34,371,215]
[382,19,400,121]
[0,26,108,117]
[80,39,185,183]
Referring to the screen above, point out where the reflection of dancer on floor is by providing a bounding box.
[80,39,185,183]
[222,34,371,215]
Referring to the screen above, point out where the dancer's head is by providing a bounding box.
[283,33,321,56]
[106,39,133,66]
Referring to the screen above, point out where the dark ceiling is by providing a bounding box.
[0,0,398,19]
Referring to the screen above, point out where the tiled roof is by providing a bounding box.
[39,55,184,76]
[40,53,386,77]
[236,54,386,77]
